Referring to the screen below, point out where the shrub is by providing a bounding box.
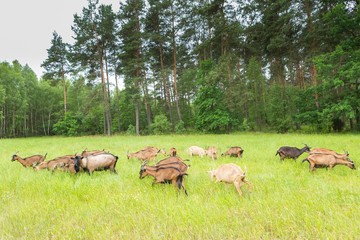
[52,112,80,136]
[152,114,171,134]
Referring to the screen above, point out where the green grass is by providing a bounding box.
[1,133,360,239]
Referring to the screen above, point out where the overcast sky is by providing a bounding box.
[0,0,120,78]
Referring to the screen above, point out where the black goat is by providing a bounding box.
[275,144,310,161]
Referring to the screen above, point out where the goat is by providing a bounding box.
[155,156,190,174]
[33,155,75,172]
[302,154,355,172]
[205,146,217,160]
[208,163,252,196]
[169,147,177,157]
[275,144,310,161]
[127,146,164,161]
[81,149,108,157]
[188,146,206,157]
[144,146,166,156]
[221,147,244,158]
[309,148,349,159]
[139,161,188,195]
[11,152,47,168]
[73,153,118,174]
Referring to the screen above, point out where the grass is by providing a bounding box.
[1,133,360,239]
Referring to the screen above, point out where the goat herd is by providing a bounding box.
[10,144,356,197]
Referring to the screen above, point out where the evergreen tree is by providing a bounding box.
[118,0,145,135]
[41,31,70,114]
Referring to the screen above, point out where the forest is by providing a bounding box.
[0,0,359,137]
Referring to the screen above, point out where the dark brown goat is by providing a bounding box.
[11,153,47,167]
[275,144,310,161]
[139,161,188,195]
[221,147,244,158]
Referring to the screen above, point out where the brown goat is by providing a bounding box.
[221,147,244,158]
[155,156,189,174]
[81,149,108,157]
[139,162,188,195]
[34,155,75,172]
[302,154,355,172]
[169,147,177,157]
[11,153,47,167]
[127,146,164,161]
[309,148,349,159]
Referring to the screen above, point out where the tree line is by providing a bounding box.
[1,0,359,137]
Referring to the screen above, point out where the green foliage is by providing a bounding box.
[194,60,231,133]
[151,114,171,135]
[52,112,81,136]
[126,124,136,135]
[175,120,185,134]
[240,118,252,131]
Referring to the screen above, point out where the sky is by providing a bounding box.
[0,0,120,78]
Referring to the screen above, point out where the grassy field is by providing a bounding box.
[1,133,359,239]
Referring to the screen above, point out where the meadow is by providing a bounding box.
[0,133,359,239]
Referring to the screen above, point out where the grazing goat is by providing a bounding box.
[73,153,118,174]
[11,152,47,167]
[81,149,108,157]
[188,146,206,157]
[127,146,164,161]
[221,147,244,158]
[34,155,75,172]
[205,146,217,160]
[208,163,252,196]
[139,161,188,195]
[275,144,310,161]
[155,156,189,174]
[302,154,355,172]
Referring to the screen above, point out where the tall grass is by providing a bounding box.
[1,133,359,239]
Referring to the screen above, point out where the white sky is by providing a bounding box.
[0,0,120,78]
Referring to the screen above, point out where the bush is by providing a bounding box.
[152,114,171,134]
[175,120,185,134]
[126,124,136,135]
[52,112,80,136]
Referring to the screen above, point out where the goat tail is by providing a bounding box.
[275,151,279,156]
[302,158,309,164]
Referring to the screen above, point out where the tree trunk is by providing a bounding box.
[114,64,121,132]
[104,51,112,133]
[97,43,110,135]
[171,2,182,122]
[61,67,67,113]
